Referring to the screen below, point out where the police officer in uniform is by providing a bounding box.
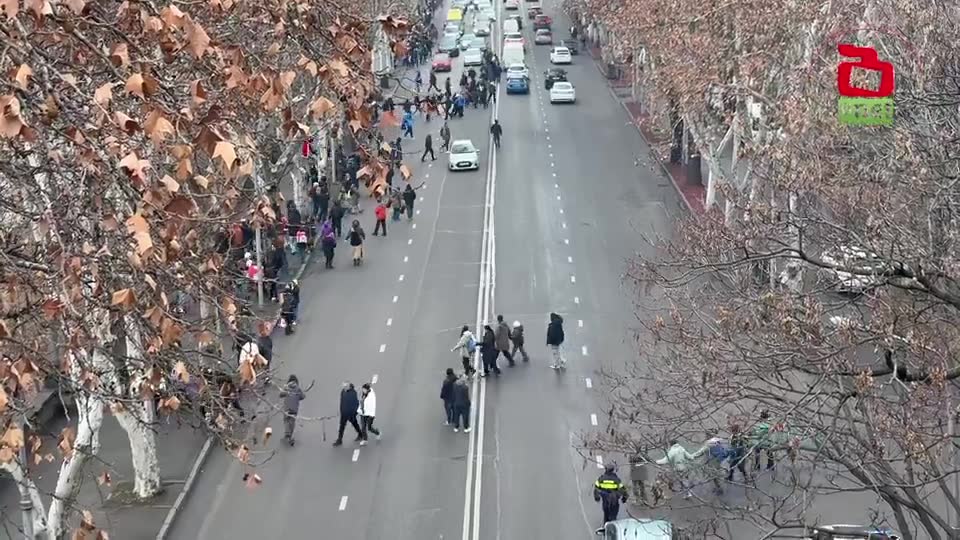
[593,463,628,524]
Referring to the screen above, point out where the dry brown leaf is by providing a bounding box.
[93,83,115,107]
[309,97,335,119]
[109,43,129,68]
[212,141,237,170]
[0,95,26,139]
[0,386,7,415]
[160,4,184,27]
[348,119,362,133]
[186,19,211,58]
[25,0,51,17]
[399,163,412,180]
[190,80,207,104]
[125,73,146,98]
[298,56,318,77]
[125,213,148,235]
[64,0,84,14]
[266,42,281,55]
[159,395,181,413]
[238,359,256,385]
[144,109,175,145]
[40,298,64,319]
[237,444,250,462]
[58,427,76,458]
[263,426,273,443]
[97,471,112,486]
[160,175,180,193]
[111,288,136,309]
[80,509,95,530]
[0,0,19,19]
[14,64,32,90]
[113,111,139,134]
[173,361,190,383]
[243,472,262,490]
[1,426,24,450]
[328,60,349,77]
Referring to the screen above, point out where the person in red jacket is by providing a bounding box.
[373,198,388,236]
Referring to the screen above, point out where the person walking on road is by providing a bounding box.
[656,439,698,498]
[349,220,366,266]
[751,410,777,473]
[421,133,436,161]
[490,119,502,149]
[695,429,730,495]
[452,325,478,378]
[429,71,440,93]
[494,315,515,366]
[320,220,336,268]
[593,463,628,526]
[279,374,305,446]
[403,183,419,220]
[333,382,362,446]
[509,320,530,362]
[402,109,414,138]
[480,324,500,377]
[451,375,471,432]
[280,288,296,335]
[415,71,423,93]
[358,383,381,445]
[373,199,388,236]
[546,312,566,369]
[440,368,457,425]
[439,122,451,152]
[330,199,345,238]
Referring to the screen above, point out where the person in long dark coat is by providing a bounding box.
[480,325,500,377]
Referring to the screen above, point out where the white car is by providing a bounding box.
[475,22,490,36]
[448,139,480,171]
[549,81,576,103]
[506,63,529,79]
[463,48,484,66]
[550,46,572,64]
[505,0,519,9]
[481,7,496,20]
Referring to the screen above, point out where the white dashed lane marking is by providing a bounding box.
[562,222,567,229]
[403,256,409,263]
[372,373,379,384]
[595,455,604,469]
[578,319,583,328]
[582,345,588,356]
[570,275,576,283]
[339,496,349,511]
[564,239,569,245]
[379,344,386,353]
[585,377,592,388]
[399,274,405,282]
[574,296,580,304]
[392,295,399,303]
[352,449,360,462]
[412,223,417,229]
[590,414,598,426]
[408,239,413,245]
[386,318,393,326]
[568,256,573,263]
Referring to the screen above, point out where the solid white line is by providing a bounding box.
[408,239,413,245]
[568,256,573,263]
[574,296,580,304]
[379,344,386,353]
[570,275,576,283]
[352,449,360,462]
[582,345,589,356]
[339,496,348,511]
[372,373,379,384]
[386,318,393,326]
[578,319,583,328]
[403,256,409,263]
[399,274,405,282]
[392,295,399,303]
[585,377,593,388]
[590,414,598,426]
[595,455,604,469]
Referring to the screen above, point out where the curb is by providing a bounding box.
[588,52,697,216]
[154,251,314,540]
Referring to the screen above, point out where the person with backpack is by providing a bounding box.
[510,320,530,361]
[278,374,305,446]
[451,325,478,378]
[349,220,365,266]
[440,368,457,426]
[546,312,566,369]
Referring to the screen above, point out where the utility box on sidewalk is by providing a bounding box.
[687,154,703,186]
[605,62,620,80]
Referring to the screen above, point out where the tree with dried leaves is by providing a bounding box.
[0,0,410,535]
[575,1,960,539]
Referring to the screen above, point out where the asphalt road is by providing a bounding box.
[168,0,685,539]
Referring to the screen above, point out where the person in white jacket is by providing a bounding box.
[451,325,478,377]
[358,383,381,445]
[656,439,698,498]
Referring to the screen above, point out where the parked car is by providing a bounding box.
[533,13,552,29]
[475,21,490,36]
[560,39,579,54]
[481,7,496,20]
[507,13,523,30]
[595,519,676,540]
[462,48,484,66]
[468,36,488,51]
[534,28,553,45]
[439,34,460,56]
[505,0,519,9]
[543,68,567,89]
[448,140,480,171]
[550,46,572,64]
[549,81,576,103]
[527,5,542,18]
[432,53,453,72]
[806,525,900,540]
[820,245,886,293]
[459,32,477,50]
[505,74,529,94]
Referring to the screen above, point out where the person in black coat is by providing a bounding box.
[440,368,457,425]
[480,324,500,377]
[546,312,566,369]
[330,200,346,237]
[280,290,296,335]
[333,382,362,446]
[451,376,471,431]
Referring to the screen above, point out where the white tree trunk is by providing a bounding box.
[112,402,162,498]
[0,458,48,537]
[47,381,105,539]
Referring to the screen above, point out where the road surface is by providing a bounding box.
[167,0,683,538]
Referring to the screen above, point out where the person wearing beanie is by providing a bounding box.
[278,374,305,446]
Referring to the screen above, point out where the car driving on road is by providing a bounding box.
[448,140,480,171]
[550,46,572,64]
[463,48,484,66]
[439,34,460,56]
[432,53,452,72]
[549,81,576,103]
[544,68,567,89]
[534,28,553,45]
[505,73,530,94]
[506,63,529,79]
[560,39,579,54]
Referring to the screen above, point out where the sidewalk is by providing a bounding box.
[588,43,707,215]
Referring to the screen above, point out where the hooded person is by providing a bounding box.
[480,324,500,377]
[333,382,362,446]
[494,314,515,366]
[451,376,471,432]
[440,368,458,425]
[510,320,529,361]
[451,325,478,377]
[278,374,306,445]
[546,312,566,369]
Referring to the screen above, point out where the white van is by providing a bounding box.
[502,18,519,34]
[502,42,524,66]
